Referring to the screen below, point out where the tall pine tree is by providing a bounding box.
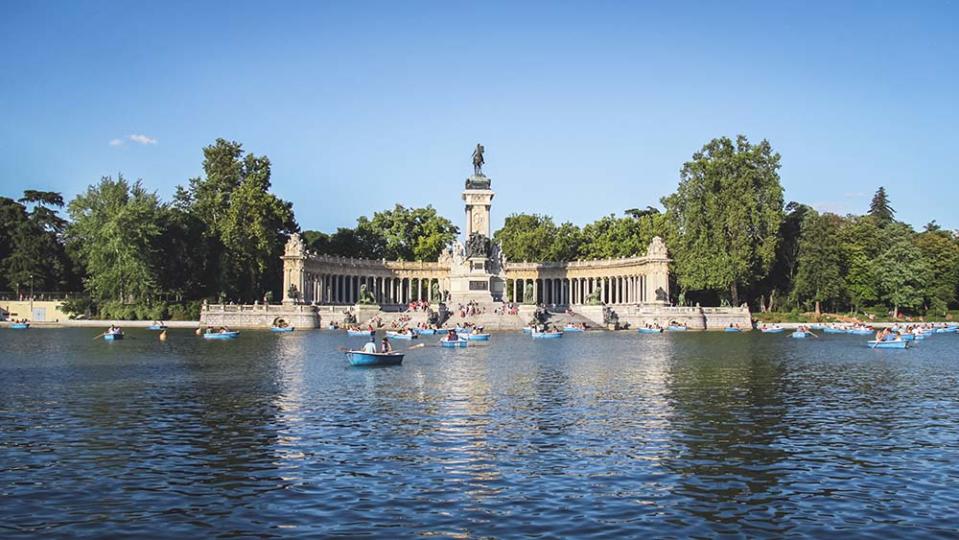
[868,186,896,226]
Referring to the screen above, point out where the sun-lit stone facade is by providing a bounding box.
[282,171,670,308]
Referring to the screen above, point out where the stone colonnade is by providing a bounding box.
[282,254,449,305]
[504,275,655,305]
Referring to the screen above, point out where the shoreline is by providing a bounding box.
[3,320,953,331]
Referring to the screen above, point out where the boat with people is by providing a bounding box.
[638,327,663,334]
[760,325,784,334]
[532,330,563,339]
[440,337,468,348]
[271,326,295,333]
[868,339,907,349]
[9,322,29,329]
[521,326,534,334]
[466,333,491,341]
[146,321,167,331]
[347,328,375,337]
[103,331,124,341]
[385,330,417,340]
[724,325,742,333]
[203,328,239,340]
[666,324,688,332]
[563,323,587,333]
[822,326,847,334]
[415,328,437,335]
[345,350,404,367]
[791,331,807,339]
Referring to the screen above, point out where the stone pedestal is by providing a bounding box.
[351,304,383,325]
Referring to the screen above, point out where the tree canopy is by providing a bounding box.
[662,135,784,305]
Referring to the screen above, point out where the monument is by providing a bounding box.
[448,143,505,303]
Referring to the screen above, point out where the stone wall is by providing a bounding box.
[200,304,320,328]
[617,305,752,330]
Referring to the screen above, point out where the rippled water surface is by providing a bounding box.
[2,328,959,538]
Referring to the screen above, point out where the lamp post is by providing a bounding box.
[29,274,34,321]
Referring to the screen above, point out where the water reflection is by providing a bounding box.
[1,329,958,537]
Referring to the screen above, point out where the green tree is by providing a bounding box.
[356,205,458,261]
[578,212,662,259]
[1,191,71,292]
[67,176,164,306]
[792,211,846,315]
[494,213,581,262]
[914,228,959,314]
[177,139,298,302]
[874,238,932,317]
[868,186,896,226]
[662,135,784,305]
[838,215,884,312]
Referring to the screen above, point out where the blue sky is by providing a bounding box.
[1,1,957,232]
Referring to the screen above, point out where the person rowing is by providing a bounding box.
[362,336,377,353]
[380,337,393,353]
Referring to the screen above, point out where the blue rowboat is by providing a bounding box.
[667,325,687,332]
[823,327,846,334]
[791,331,807,339]
[563,326,585,333]
[440,338,468,348]
[346,350,404,367]
[638,327,663,334]
[761,328,784,334]
[868,339,907,349]
[914,333,927,340]
[848,328,873,335]
[103,332,124,341]
[146,325,167,331]
[415,328,436,335]
[347,329,374,337]
[522,327,533,333]
[467,333,491,341]
[385,331,416,340]
[724,327,741,333]
[9,323,29,329]
[271,326,295,333]
[203,331,239,340]
[809,324,826,330]
[935,327,956,334]
[900,333,915,341]
[532,331,563,339]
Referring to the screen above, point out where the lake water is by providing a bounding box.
[2,328,958,538]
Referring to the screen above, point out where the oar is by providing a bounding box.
[407,343,426,350]
[92,332,106,340]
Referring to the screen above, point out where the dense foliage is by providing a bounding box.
[2,134,958,320]
[303,205,457,262]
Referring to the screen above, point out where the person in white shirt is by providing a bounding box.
[362,337,377,353]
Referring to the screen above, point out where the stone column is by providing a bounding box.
[533,279,539,305]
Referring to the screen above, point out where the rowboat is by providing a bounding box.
[848,328,873,335]
[822,327,846,334]
[345,350,404,367]
[103,331,124,341]
[440,338,468,348]
[868,339,907,349]
[347,329,374,337]
[415,328,437,335]
[385,331,416,340]
[900,333,915,341]
[724,327,741,333]
[146,325,166,331]
[563,326,585,333]
[271,326,295,333]
[791,331,807,339]
[666,325,687,332]
[761,327,784,334]
[203,331,239,340]
[935,327,956,334]
[9,323,29,329]
[638,327,663,334]
[466,333,491,341]
[532,331,563,339]
[522,327,533,333]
